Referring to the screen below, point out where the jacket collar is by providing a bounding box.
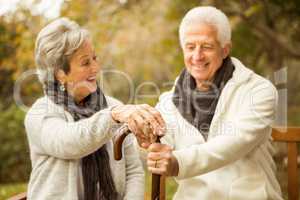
[229,57,253,85]
[163,57,254,140]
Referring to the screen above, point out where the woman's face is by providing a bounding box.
[57,39,100,102]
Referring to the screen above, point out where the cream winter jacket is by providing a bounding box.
[156,57,283,200]
[25,95,144,200]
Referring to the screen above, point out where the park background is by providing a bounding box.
[0,0,299,199]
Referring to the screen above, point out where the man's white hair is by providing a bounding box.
[179,6,231,48]
[35,17,89,86]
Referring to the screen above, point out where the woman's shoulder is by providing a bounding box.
[27,96,63,114]
[25,96,65,124]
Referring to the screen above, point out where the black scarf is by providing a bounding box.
[45,80,118,200]
[172,57,235,140]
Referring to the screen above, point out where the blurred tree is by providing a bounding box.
[0,104,30,183]
[0,0,299,184]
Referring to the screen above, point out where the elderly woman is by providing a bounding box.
[25,18,164,200]
[141,6,283,200]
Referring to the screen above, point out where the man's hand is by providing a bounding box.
[147,143,179,176]
[111,104,165,148]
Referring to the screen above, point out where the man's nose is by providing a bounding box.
[193,46,205,61]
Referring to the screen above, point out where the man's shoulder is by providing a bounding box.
[155,90,178,116]
[157,90,174,107]
[231,57,277,95]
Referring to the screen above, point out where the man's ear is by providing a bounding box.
[55,69,67,84]
[222,43,231,59]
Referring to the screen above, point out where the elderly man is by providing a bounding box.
[142,6,283,200]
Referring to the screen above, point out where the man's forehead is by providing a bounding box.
[183,33,216,44]
[182,24,218,43]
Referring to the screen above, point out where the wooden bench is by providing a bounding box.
[8,127,300,200]
[272,127,300,200]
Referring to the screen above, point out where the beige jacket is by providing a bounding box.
[25,95,144,200]
[156,57,283,200]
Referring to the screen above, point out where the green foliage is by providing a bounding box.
[0,104,30,183]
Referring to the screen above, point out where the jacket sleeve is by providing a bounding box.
[123,135,145,200]
[172,81,278,180]
[25,105,120,160]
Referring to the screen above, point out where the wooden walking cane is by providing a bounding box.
[113,124,131,160]
[113,124,166,200]
[151,136,166,200]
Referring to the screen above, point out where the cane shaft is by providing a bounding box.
[151,137,166,200]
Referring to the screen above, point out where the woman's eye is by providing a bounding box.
[82,60,90,66]
[93,55,98,61]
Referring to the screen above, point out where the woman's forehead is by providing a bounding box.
[72,40,94,58]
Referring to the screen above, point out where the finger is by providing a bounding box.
[141,142,150,149]
[136,107,160,136]
[136,136,151,148]
[147,152,162,161]
[147,159,168,168]
[147,159,156,168]
[136,136,147,146]
[131,111,152,139]
[148,143,173,152]
[128,117,147,140]
[141,104,166,132]
[148,166,166,175]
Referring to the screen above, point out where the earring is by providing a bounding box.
[59,83,65,91]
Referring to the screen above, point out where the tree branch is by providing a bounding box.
[229,10,300,59]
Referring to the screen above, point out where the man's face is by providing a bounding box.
[182,23,230,90]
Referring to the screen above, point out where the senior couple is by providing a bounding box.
[25,6,283,200]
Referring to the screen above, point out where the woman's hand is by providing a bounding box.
[147,143,179,176]
[111,104,165,148]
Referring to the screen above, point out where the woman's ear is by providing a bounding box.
[222,43,231,59]
[55,69,67,85]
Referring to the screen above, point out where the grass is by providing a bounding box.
[144,172,178,200]
[0,183,27,200]
[0,173,177,200]
[1,171,291,200]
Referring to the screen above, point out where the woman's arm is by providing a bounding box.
[25,105,119,160]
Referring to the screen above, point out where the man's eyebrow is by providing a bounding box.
[185,42,195,45]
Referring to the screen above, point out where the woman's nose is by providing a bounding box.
[91,60,100,73]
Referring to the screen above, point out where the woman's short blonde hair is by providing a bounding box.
[179,6,231,48]
[35,17,89,85]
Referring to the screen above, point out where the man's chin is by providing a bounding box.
[191,73,207,83]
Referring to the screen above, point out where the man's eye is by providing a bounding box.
[202,45,213,50]
[186,45,195,50]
